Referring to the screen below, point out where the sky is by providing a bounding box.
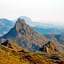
[0,0,64,26]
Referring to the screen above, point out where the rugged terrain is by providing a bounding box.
[0,40,64,64]
[0,18,64,64]
[39,41,60,54]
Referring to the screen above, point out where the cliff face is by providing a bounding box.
[0,18,47,51]
[39,41,59,54]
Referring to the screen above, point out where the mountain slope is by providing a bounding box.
[1,40,22,51]
[0,40,64,64]
[0,18,47,51]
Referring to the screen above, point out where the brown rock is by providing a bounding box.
[39,41,59,54]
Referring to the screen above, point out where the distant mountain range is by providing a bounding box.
[0,18,14,36]
[33,27,64,35]
[45,34,64,44]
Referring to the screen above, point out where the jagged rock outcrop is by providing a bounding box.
[1,40,22,51]
[0,18,47,51]
[39,41,59,54]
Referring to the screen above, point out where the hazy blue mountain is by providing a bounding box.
[0,18,14,37]
[33,27,64,35]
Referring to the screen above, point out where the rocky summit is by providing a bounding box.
[0,18,47,51]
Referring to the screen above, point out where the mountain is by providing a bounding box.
[39,41,59,54]
[0,17,64,53]
[0,18,47,51]
[0,18,14,37]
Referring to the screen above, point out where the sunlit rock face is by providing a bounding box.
[39,41,59,54]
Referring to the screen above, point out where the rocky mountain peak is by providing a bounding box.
[15,18,26,31]
[16,18,26,24]
[0,18,47,51]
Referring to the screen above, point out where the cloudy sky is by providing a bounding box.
[0,0,64,26]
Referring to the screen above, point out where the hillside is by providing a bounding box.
[0,40,64,64]
[1,40,22,51]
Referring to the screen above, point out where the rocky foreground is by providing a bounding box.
[0,40,64,64]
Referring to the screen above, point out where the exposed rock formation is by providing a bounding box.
[39,41,59,54]
[0,18,47,51]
